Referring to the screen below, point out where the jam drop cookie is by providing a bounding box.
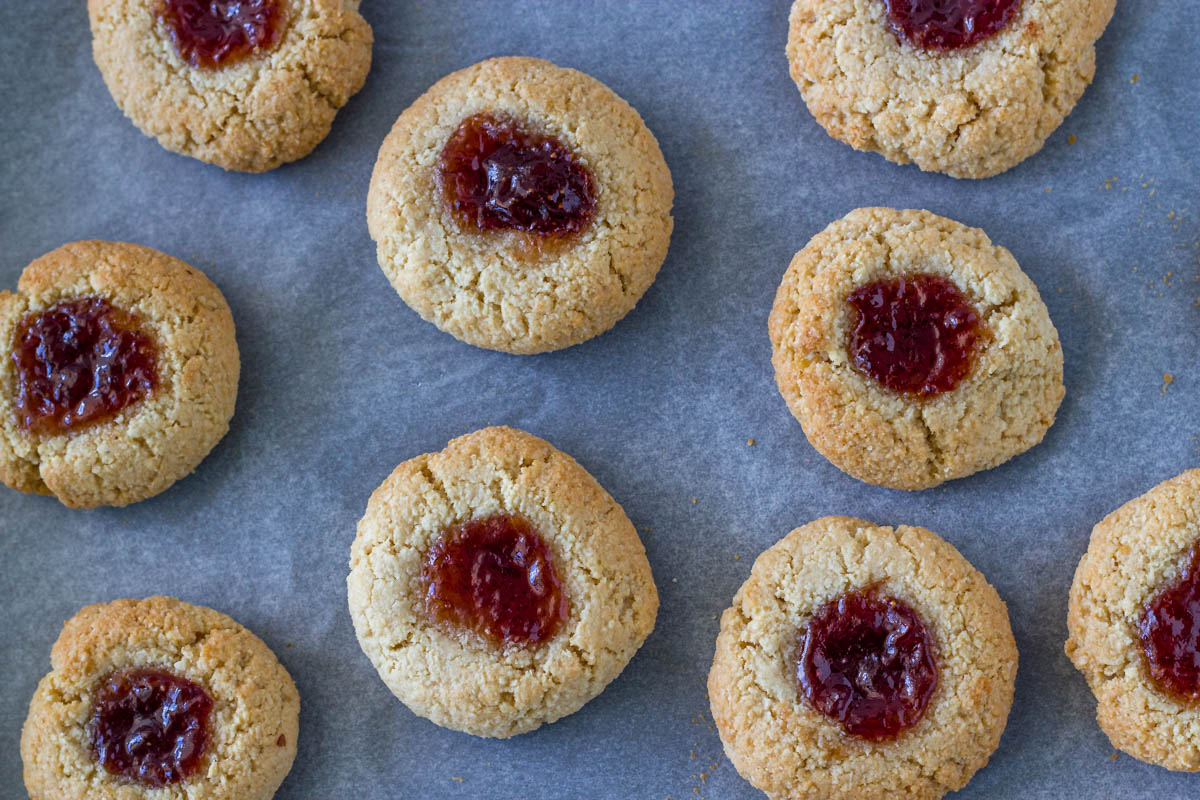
[21,597,299,800]
[786,0,1116,178]
[0,241,239,507]
[347,426,658,737]
[88,0,372,172]
[708,517,1017,800]
[1066,469,1200,771]
[768,207,1063,490]
[366,57,674,354]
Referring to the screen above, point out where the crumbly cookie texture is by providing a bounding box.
[21,596,300,800]
[786,0,1116,178]
[347,425,659,737]
[1066,469,1200,771]
[708,516,1017,800]
[366,56,674,354]
[88,0,372,172]
[0,240,239,508]
[768,207,1063,490]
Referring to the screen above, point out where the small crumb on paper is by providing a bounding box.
[746,438,755,446]
[1067,134,1077,145]
[1131,73,1139,83]
[1162,373,1174,395]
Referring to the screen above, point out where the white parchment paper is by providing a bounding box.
[1,3,1198,798]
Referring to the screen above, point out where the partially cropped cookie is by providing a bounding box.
[709,516,1017,800]
[786,0,1116,178]
[367,57,674,354]
[769,207,1063,490]
[89,0,372,172]
[1066,469,1200,771]
[21,596,299,800]
[0,241,239,507]
[347,426,658,737]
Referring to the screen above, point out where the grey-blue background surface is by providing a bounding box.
[1,3,1197,798]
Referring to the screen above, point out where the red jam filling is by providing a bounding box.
[796,588,938,741]
[438,114,597,237]
[1138,542,1200,704]
[847,273,980,397]
[158,0,283,69]
[421,514,568,647]
[884,0,1022,51]
[12,297,158,437]
[89,669,213,787]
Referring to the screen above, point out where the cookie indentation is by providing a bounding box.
[89,668,213,787]
[884,0,1022,51]
[847,273,980,397]
[1138,542,1200,704]
[422,513,569,647]
[157,0,283,69]
[438,114,597,237]
[13,297,158,437]
[797,587,938,741]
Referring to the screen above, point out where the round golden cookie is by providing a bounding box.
[708,516,1017,800]
[768,207,1064,490]
[366,57,674,354]
[786,0,1116,178]
[347,426,659,737]
[1066,469,1200,771]
[88,0,372,172]
[21,596,300,800]
[0,240,239,508]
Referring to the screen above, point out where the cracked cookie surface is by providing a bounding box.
[708,516,1017,800]
[768,207,1063,490]
[347,426,658,737]
[21,596,299,800]
[366,57,674,354]
[88,0,372,172]
[0,240,239,507]
[786,0,1115,178]
[1066,469,1200,771]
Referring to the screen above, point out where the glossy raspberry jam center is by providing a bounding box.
[847,273,980,397]
[797,588,938,741]
[158,0,283,69]
[89,669,213,787]
[421,514,568,647]
[884,0,1022,51]
[438,114,597,237]
[13,297,158,437]
[1138,542,1200,703]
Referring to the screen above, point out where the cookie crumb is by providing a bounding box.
[691,497,697,504]
[1109,753,1120,760]
[734,555,741,561]
[747,438,755,446]
[1131,73,1139,83]
[452,776,464,782]
[1067,135,1077,145]
[1162,373,1174,396]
